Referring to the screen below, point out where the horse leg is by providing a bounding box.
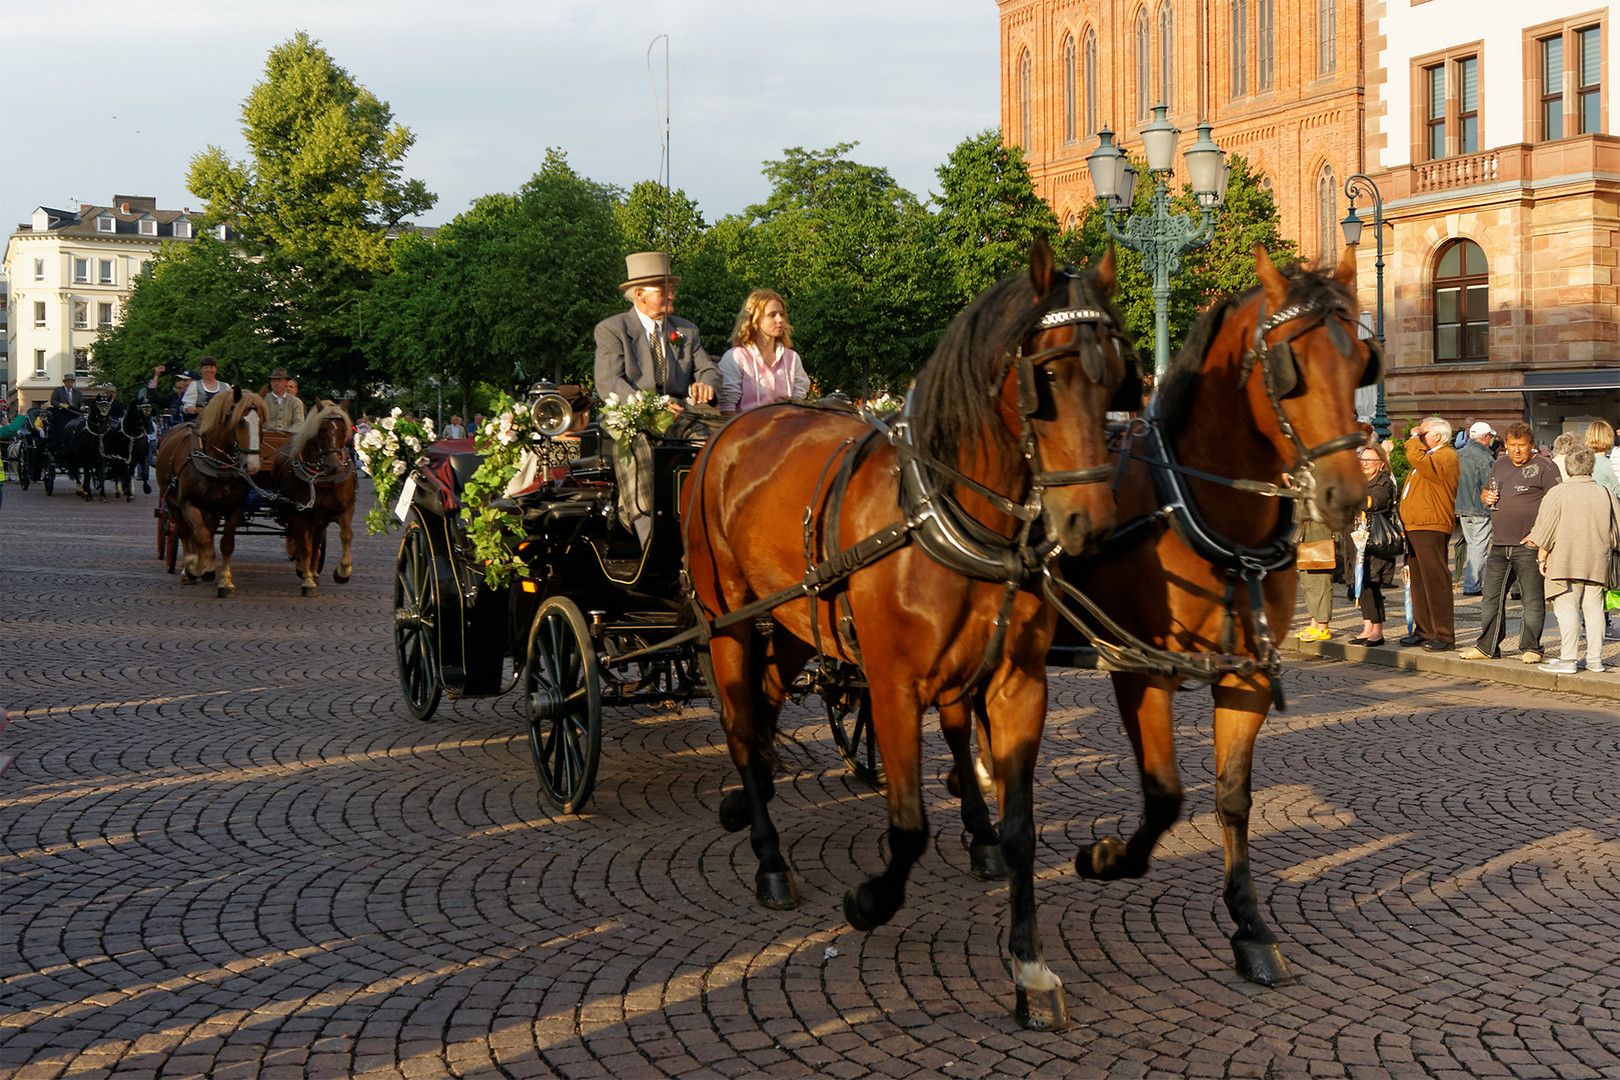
[1078,673,1183,880]
[939,698,1006,881]
[983,663,1066,1031]
[333,504,354,583]
[843,678,928,933]
[1213,679,1293,987]
[712,627,799,909]
[217,512,241,598]
[178,502,208,582]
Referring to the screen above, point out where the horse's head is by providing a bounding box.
[233,390,266,474]
[1000,238,1137,554]
[1239,245,1380,529]
[291,403,353,476]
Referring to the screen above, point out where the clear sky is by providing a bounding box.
[2,0,1002,236]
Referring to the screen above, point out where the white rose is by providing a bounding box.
[391,459,407,476]
[405,436,422,453]
[391,407,403,418]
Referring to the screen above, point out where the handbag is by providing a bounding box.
[1608,502,1620,591]
[1363,511,1405,559]
[1296,537,1336,571]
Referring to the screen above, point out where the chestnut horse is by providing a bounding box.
[155,389,266,597]
[272,403,357,596]
[683,239,1136,1030]
[1047,245,1379,986]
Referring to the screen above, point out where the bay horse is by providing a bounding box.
[1047,245,1379,987]
[683,237,1137,1030]
[155,389,266,597]
[272,402,357,596]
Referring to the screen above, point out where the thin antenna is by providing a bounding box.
[646,34,670,253]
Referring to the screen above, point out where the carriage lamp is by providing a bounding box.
[528,382,574,437]
[1086,105,1227,384]
[1341,174,1389,441]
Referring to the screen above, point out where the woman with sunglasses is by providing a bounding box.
[1351,443,1399,646]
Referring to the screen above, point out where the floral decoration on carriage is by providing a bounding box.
[356,410,436,535]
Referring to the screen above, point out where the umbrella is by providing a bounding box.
[1350,515,1367,602]
[1402,563,1414,637]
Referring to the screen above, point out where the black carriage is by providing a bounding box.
[390,387,878,815]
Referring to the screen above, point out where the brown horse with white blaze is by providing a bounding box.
[155,389,267,598]
[1055,245,1379,986]
[683,238,1137,1030]
[272,402,357,596]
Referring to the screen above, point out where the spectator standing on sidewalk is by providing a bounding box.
[1399,417,1460,650]
[1351,444,1398,646]
[1455,421,1495,596]
[1459,423,1559,663]
[1527,446,1620,674]
[1551,432,1580,480]
[1586,421,1620,500]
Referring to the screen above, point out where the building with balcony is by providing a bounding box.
[3,196,202,412]
[1364,3,1617,443]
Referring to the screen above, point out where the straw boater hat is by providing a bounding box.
[619,251,680,291]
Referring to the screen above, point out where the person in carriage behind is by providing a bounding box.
[593,251,720,542]
[47,373,85,454]
[181,357,231,418]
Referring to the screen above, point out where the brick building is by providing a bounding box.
[998,0,1617,442]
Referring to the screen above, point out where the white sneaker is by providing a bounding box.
[1587,662,1606,674]
[1538,659,1578,674]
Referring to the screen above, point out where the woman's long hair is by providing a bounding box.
[730,289,793,350]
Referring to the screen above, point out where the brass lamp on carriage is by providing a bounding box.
[527,382,574,438]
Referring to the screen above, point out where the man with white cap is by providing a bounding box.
[593,251,718,406]
[1454,420,1496,596]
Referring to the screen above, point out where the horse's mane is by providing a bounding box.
[196,390,266,438]
[1156,261,1356,432]
[911,262,1126,473]
[289,402,350,460]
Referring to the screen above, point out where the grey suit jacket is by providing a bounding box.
[593,311,719,402]
[50,387,83,409]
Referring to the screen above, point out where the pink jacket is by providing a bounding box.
[718,344,810,413]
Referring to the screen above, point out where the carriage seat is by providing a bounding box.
[447,452,483,490]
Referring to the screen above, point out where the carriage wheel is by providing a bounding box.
[165,519,180,574]
[42,452,55,496]
[827,681,884,787]
[157,497,171,558]
[13,445,30,492]
[525,596,602,815]
[393,519,443,722]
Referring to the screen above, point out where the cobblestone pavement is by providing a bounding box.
[3,485,1618,1079]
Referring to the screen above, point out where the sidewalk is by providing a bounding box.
[1284,579,1620,701]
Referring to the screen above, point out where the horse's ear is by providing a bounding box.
[1029,232,1056,297]
[233,386,243,403]
[1255,245,1288,307]
[1094,244,1117,296]
[1333,242,1358,287]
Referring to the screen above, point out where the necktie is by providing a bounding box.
[651,326,669,392]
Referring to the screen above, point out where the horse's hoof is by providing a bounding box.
[755,871,799,910]
[1014,984,1070,1032]
[143,483,152,494]
[1233,937,1293,987]
[969,842,1008,882]
[333,571,350,584]
[843,888,875,932]
[217,585,235,599]
[301,585,317,598]
[718,790,750,833]
[202,570,216,583]
[1075,835,1130,880]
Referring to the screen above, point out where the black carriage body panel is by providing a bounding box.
[412,506,510,698]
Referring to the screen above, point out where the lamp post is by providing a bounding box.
[1086,106,1229,383]
[1340,174,1388,441]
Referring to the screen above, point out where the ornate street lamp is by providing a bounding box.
[1341,174,1388,441]
[1086,107,1229,383]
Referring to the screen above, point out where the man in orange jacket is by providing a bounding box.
[1399,416,1461,650]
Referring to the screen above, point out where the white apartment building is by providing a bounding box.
[3,196,200,411]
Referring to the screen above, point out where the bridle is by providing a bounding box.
[1236,295,1383,514]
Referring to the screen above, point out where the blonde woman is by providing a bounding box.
[718,290,809,414]
[1585,420,1620,500]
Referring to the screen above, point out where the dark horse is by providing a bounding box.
[99,399,154,502]
[64,398,117,500]
[155,389,266,598]
[272,402,358,596]
[1048,245,1378,987]
[683,238,1136,1030]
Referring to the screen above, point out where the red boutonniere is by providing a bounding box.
[667,330,682,344]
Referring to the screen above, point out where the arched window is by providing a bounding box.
[1064,211,1077,231]
[1231,0,1248,97]
[1317,165,1337,262]
[1019,49,1033,150]
[1136,10,1152,120]
[1434,239,1489,362]
[1318,0,1336,74]
[1063,35,1077,144]
[1159,5,1175,111]
[1084,31,1098,136]
[1257,0,1274,90]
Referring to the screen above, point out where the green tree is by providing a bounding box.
[1063,154,1296,376]
[616,181,707,263]
[91,237,274,398]
[932,130,1060,307]
[184,32,436,400]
